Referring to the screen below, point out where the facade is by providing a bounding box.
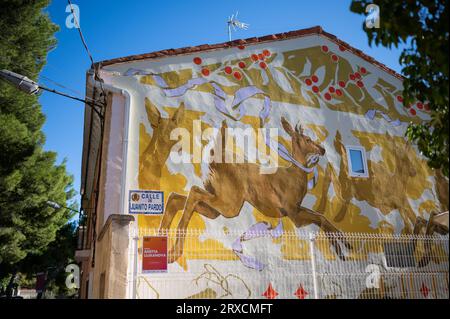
[77,26,449,299]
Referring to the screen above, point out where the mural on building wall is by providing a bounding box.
[105,36,448,298]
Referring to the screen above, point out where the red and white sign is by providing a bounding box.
[142,236,168,273]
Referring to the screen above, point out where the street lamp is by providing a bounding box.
[0,69,104,117]
[46,200,87,253]
[46,200,79,213]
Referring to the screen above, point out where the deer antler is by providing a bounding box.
[295,122,303,135]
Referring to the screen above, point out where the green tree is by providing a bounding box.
[20,221,79,298]
[350,0,449,176]
[0,0,76,292]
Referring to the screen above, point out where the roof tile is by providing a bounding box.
[95,25,402,80]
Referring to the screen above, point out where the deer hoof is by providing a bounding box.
[342,239,353,250]
[167,248,183,263]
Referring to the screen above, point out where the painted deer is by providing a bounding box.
[159,117,351,263]
[414,211,449,236]
[434,169,449,212]
[139,98,185,189]
[413,211,449,267]
[315,131,418,232]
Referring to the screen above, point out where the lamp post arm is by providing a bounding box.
[38,85,104,119]
[0,69,104,118]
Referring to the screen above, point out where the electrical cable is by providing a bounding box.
[66,0,94,68]
[66,1,108,268]
[67,0,108,106]
[0,59,102,109]
[39,74,88,99]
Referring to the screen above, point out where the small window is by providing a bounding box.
[346,146,369,178]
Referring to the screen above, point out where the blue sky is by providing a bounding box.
[40,0,404,208]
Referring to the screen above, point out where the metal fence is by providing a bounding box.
[128,228,449,299]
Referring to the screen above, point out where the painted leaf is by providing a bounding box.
[314,65,326,86]
[364,74,388,110]
[298,58,312,77]
[300,85,313,103]
[261,69,269,86]
[270,52,284,67]
[271,67,295,94]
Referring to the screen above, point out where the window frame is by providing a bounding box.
[345,145,369,178]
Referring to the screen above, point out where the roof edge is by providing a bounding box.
[95,26,403,80]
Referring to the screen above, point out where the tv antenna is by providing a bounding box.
[227,12,249,41]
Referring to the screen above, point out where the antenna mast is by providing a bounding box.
[227,12,249,41]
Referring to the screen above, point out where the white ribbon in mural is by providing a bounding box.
[365,109,402,126]
[231,221,283,271]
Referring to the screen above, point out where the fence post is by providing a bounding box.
[309,232,319,299]
[131,234,139,299]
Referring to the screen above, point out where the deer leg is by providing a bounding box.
[413,216,426,235]
[326,164,349,223]
[332,175,349,223]
[167,200,237,262]
[287,206,352,260]
[294,206,342,232]
[400,199,418,233]
[412,216,429,267]
[194,201,222,219]
[168,186,217,263]
[333,203,349,223]
[159,193,222,234]
[315,163,332,213]
[158,193,187,233]
[417,212,438,267]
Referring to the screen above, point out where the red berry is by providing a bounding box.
[360,67,367,74]
[193,57,202,65]
[336,89,343,96]
[321,45,329,53]
[417,102,423,109]
[233,71,242,80]
[349,74,356,81]
[305,79,312,86]
[410,108,416,116]
[397,95,403,102]
[258,54,265,60]
[259,62,267,69]
[338,81,346,88]
[328,86,335,93]
[356,80,364,87]
[201,68,210,76]
[339,45,346,51]
[324,92,331,100]
[355,72,361,79]
[311,75,319,83]
[224,66,232,74]
[331,54,339,62]
[251,54,259,62]
[238,45,245,50]
[312,85,319,93]
[263,49,271,56]
[239,61,246,69]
